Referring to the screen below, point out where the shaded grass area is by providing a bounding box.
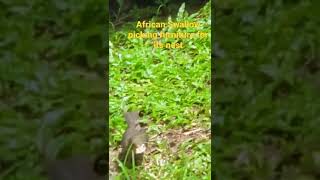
[109,2,211,179]
[215,0,320,179]
[0,0,106,179]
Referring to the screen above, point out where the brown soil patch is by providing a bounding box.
[109,125,211,175]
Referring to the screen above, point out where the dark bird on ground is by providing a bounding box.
[118,111,148,168]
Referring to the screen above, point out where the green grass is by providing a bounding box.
[214,0,320,179]
[109,2,211,179]
[0,0,106,179]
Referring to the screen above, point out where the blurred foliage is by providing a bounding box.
[0,0,107,179]
[215,0,320,179]
[109,0,208,27]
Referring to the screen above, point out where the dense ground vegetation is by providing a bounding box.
[215,0,320,179]
[1,0,106,179]
[109,2,211,179]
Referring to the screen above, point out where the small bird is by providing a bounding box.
[118,112,148,168]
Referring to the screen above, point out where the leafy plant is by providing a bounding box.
[110,1,211,179]
[214,0,320,179]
